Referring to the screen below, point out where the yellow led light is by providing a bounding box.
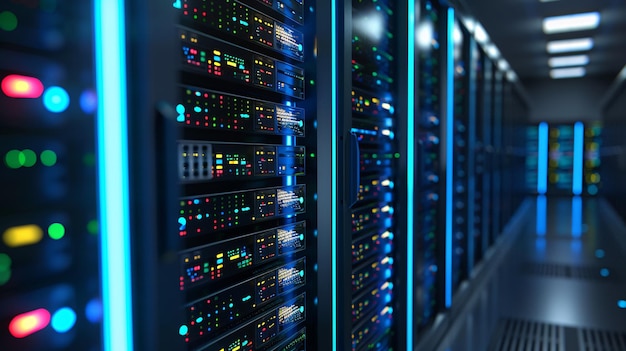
[3,224,43,247]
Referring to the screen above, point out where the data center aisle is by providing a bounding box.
[435,196,626,351]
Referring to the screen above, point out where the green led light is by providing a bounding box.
[309,80,315,85]
[48,223,65,240]
[0,253,11,269]
[0,11,18,32]
[40,150,58,166]
[5,150,21,169]
[87,220,99,235]
[20,149,37,167]
[309,153,315,158]
[0,270,10,285]
[394,153,400,158]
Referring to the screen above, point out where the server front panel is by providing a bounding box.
[350,0,399,349]
[174,1,316,349]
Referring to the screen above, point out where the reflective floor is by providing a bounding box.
[435,196,626,351]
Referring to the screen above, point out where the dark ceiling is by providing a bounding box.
[457,0,626,83]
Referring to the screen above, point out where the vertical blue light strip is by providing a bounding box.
[445,7,455,309]
[573,121,584,195]
[94,1,133,351]
[536,195,547,236]
[406,1,416,349]
[330,1,338,350]
[538,122,548,194]
[572,196,582,237]
[284,136,295,187]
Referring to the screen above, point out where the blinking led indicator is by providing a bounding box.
[9,308,51,338]
[1,75,44,99]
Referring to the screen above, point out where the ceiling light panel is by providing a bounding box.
[550,67,586,79]
[548,55,589,67]
[547,38,593,53]
[543,12,600,34]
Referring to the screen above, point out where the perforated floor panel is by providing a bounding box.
[489,318,626,351]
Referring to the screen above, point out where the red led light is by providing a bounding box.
[1,75,44,99]
[9,308,51,338]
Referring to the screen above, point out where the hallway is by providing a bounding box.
[436,197,626,350]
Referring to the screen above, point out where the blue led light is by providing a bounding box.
[618,300,626,309]
[51,307,77,333]
[176,104,185,122]
[331,0,338,348]
[43,86,70,113]
[172,0,182,9]
[178,325,188,336]
[572,196,582,237]
[80,89,98,114]
[573,122,584,195]
[538,122,548,194]
[595,249,605,258]
[600,268,610,277]
[445,7,455,309]
[95,0,133,350]
[85,298,103,323]
[406,3,416,348]
[536,195,547,235]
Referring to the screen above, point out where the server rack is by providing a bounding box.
[490,68,503,240]
[168,0,321,350]
[333,0,410,349]
[0,2,102,350]
[583,122,602,196]
[410,0,450,336]
[450,16,470,291]
[481,55,494,251]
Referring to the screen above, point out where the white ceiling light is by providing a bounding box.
[474,24,488,44]
[543,12,600,34]
[486,44,500,59]
[547,38,593,53]
[506,70,517,82]
[550,67,586,79]
[548,55,589,67]
[498,59,509,71]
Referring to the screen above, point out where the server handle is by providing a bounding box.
[349,132,360,208]
[155,101,180,256]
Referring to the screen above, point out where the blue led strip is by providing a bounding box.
[572,196,582,237]
[573,122,584,195]
[406,1,416,349]
[538,122,548,195]
[284,136,295,187]
[445,6,455,309]
[536,195,547,235]
[331,1,338,349]
[94,1,133,351]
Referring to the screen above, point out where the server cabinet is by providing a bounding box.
[481,56,494,249]
[491,68,503,240]
[337,0,408,349]
[0,2,102,350]
[470,39,486,266]
[166,0,320,350]
[583,122,601,196]
[412,0,446,333]
[450,16,471,291]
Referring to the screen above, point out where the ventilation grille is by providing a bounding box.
[489,319,564,351]
[579,328,626,351]
[523,263,615,281]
